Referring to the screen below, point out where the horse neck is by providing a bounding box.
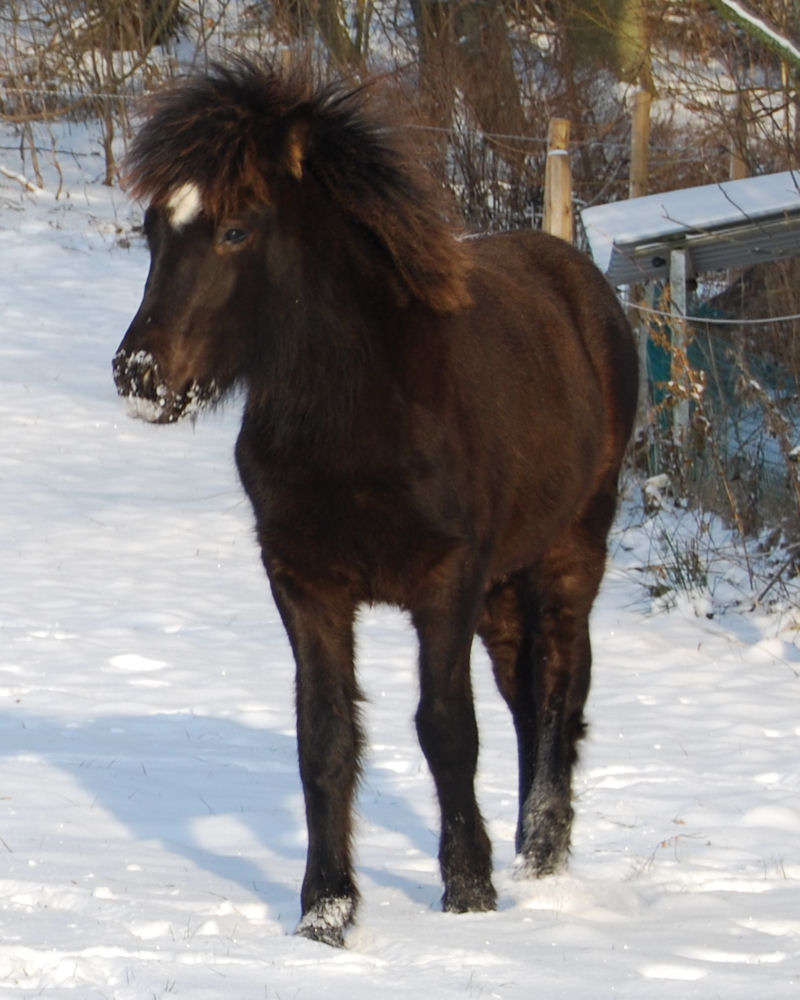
[246,242,397,463]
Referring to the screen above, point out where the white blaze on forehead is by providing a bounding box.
[166,182,203,229]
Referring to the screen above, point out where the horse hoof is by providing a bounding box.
[442,878,497,914]
[294,896,355,947]
[514,849,568,880]
[517,798,573,877]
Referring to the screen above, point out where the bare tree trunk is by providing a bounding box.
[272,1,364,70]
[88,0,182,51]
[314,0,362,69]
[410,0,527,162]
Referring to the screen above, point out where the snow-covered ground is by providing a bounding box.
[1,128,799,998]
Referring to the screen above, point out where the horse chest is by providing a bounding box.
[252,472,461,604]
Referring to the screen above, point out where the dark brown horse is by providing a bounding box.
[113,61,637,946]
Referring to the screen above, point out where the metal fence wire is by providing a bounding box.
[639,288,800,537]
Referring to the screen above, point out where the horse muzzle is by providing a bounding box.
[112,348,214,423]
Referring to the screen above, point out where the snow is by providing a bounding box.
[1,130,799,998]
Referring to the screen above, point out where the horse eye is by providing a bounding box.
[222,227,248,245]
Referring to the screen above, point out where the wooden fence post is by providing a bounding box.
[730,89,749,180]
[669,247,691,447]
[730,145,748,180]
[627,89,653,433]
[629,88,651,199]
[543,118,572,242]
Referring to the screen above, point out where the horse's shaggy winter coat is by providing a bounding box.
[113,61,638,946]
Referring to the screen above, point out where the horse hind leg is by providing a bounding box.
[480,523,607,878]
[476,577,534,857]
[519,601,591,878]
[518,511,611,877]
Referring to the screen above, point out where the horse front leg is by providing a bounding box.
[412,583,497,914]
[269,576,362,947]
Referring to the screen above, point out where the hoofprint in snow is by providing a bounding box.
[1,134,799,998]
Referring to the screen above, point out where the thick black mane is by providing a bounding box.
[125,60,471,312]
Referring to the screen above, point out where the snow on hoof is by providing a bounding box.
[294,897,354,948]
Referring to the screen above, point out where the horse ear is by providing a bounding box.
[283,110,312,181]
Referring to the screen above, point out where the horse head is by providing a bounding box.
[113,61,472,424]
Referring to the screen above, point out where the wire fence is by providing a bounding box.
[630,301,800,327]
[0,84,737,161]
[632,276,800,545]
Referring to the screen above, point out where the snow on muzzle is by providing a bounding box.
[112,348,218,423]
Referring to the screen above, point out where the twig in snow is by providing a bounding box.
[0,163,44,193]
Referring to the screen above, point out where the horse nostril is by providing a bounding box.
[113,348,161,401]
